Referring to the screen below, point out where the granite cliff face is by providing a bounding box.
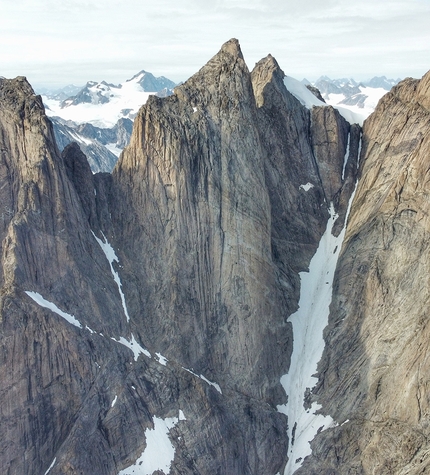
[299,69,430,475]
[0,40,428,475]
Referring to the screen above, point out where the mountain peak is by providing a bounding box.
[0,76,36,100]
[127,70,148,82]
[417,69,430,111]
[251,54,285,107]
[219,37,244,60]
[174,38,249,103]
[256,54,283,73]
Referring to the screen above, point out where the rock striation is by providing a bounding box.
[1,40,428,475]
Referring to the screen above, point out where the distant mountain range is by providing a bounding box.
[51,116,133,173]
[42,70,176,127]
[38,72,400,173]
[39,71,177,172]
[303,75,402,120]
[35,84,83,101]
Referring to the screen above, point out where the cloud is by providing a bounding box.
[1,0,429,87]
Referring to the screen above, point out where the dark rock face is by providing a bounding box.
[305,84,326,103]
[112,40,289,405]
[1,40,428,475]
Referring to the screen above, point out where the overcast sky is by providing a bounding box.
[1,0,430,89]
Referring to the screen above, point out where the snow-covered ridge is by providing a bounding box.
[284,76,366,125]
[284,75,399,126]
[42,70,176,128]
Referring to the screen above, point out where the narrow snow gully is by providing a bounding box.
[278,185,357,474]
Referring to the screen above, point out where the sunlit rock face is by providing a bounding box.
[2,41,428,475]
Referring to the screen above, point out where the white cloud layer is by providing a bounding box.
[1,0,429,87]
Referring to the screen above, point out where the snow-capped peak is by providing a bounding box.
[126,70,147,83]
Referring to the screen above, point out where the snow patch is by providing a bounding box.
[25,291,83,329]
[117,415,180,475]
[111,395,118,407]
[299,183,314,192]
[155,353,168,366]
[112,334,151,361]
[92,232,130,321]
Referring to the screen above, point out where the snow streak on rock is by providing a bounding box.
[25,291,154,363]
[25,291,84,329]
[342,131,350,180]
[182,367,223,394]
[43,457,57,475]
[92,232,130,322]
[278,196,355,474]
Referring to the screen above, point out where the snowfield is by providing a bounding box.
[43,72,165,128]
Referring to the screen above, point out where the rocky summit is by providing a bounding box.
[0,39,429,475]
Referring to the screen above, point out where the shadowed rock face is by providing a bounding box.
[3,40,428,475]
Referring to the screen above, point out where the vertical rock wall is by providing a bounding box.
[299,71,430,474]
